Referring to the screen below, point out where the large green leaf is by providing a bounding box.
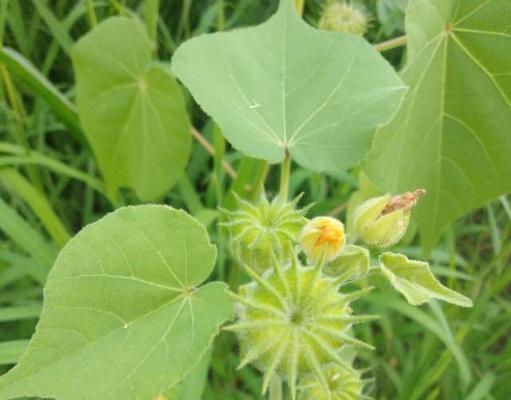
[163,348,212,400]
[72,17,191,201]
[379,252,473,307]
[0,206,233,400]
[365,0,511,252]
[171,0,406,172]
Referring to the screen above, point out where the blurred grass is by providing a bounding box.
[0,0,509,399]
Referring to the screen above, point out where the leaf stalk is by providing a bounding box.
[269,374,283,400]
[373,35,407,52]
[278,152,291,201]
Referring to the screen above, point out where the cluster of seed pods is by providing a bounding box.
[222,194,381,399]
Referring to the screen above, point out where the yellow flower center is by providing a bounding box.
[315,222,343,249]
[300,216,345,262]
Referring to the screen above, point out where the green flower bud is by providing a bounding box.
[353,190,425,248]
[298,363,368,400]
[319,1,369,36]
[226,254,374,400]
[220,193,310,273]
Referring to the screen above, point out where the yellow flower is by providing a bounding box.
[300,216,345,262]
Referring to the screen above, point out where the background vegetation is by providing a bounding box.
[0,0,509,399]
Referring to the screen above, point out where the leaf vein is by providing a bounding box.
[288,49,358,145]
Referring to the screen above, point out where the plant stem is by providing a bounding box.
[373,35,407,52]
[190,126,237,179]
[217,0,225,31]
[143,0,159,49]
[279,152,291,201]
[269,374,283,400]
[294,0,304,15]
[86,0,97,28]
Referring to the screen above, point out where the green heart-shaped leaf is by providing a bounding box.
[0,206,233,400]
[365,0,511,252]
[163,349,211,400]
[172,0,406,172]
[72,17,191,201]
[379,252,472,307]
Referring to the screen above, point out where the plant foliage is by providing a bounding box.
[73,18,191,201]
[365,0,511,252]
[172,0,406,172]
[0,206,232,400]
[0,0,509,399]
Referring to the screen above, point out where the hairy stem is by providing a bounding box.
[373,35,407,52]
[279,152,291,201]
[269,374,283,400]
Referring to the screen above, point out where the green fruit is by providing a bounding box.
[221,193,310,272]
[319,1,369,36]
[298,363,369,400]
[226,254,374,399]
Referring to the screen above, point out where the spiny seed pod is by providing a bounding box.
[353,189,425,248]
[220,193,310,273]
[298,363,371,400]
[319,1,369,36]
[300,216,345,263]
[226,254,375,400]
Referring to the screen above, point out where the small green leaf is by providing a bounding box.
[365,0,511,252]
[379,252,473,307]
[0,205,233,400]
[172,0,406,172]
[324,244,369,281]
[72,17,191,201]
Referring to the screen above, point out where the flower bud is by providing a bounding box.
[353,189,425,248]
[300,216,345,262]
[220,193,310,273]
[319,1,369,36]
